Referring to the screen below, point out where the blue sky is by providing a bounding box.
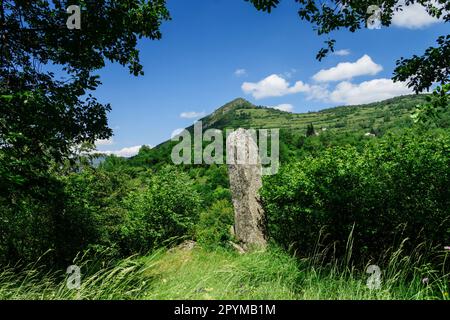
[93,0,448,156]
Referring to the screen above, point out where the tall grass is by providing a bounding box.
[0,242,448,300]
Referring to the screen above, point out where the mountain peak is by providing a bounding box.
[212,97,255,115]
[199,98,256,129]
[227,97,252,105]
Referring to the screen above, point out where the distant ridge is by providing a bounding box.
[152,94,429,150]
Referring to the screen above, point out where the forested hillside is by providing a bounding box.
[129,94,448,167]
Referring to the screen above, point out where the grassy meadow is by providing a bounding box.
[1,243,448,300]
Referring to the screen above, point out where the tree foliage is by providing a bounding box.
[247,0,450,91]
[306,123,316,137]
[394,35,450,93]
[0,0,170,199]
[412,84,450,124]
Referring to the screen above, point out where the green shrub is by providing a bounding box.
[196,199,234,247]
[0,192,60,265]
[0,164,131,265]
[120,166,201,254]
[0,164,201,265]
[60,167,134,262]
[261,130,450,261]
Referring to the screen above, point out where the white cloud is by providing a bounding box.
[95,138,114,146]
[392,2,442,29]
[313,55,383,82]
[333,49,351,56]
[242,74,310,99]
[101,145,149,158]
[305,84,331,101]
[180,111,206,119]
[328,79,413,105]
[271,104,294,113]
[234,69,247,77]
[243,60,412,106]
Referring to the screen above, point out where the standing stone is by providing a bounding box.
[226,128,267,251]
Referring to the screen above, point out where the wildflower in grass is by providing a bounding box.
[444,246,450,251]
[422,277,429,285]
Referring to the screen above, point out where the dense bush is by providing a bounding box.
[0,162,201,265]
[59,167,136,261]
[119,166,201,254]
[0,163,136,265]
[261,130,450,261]
[0,190,61,265]
[196,199,234,247]
[189,165,231,206]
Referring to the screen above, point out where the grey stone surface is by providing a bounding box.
[226,129,267,251]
